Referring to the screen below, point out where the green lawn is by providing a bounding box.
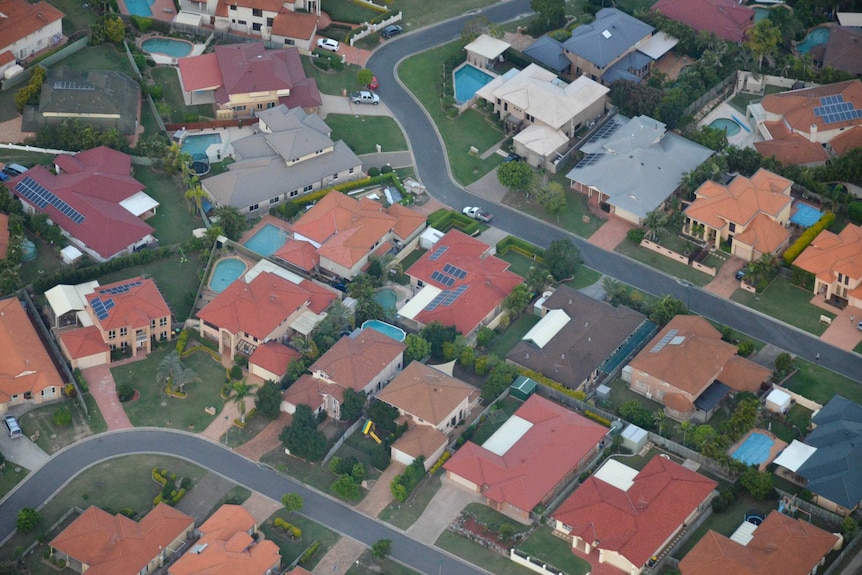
[463,503,531,535]
[133,166,200,246]
[615,240,715,287]
[784,359,862,405]
[0,464,29,500]
[221,411,272,447]
[398,247,426,271]
[488,313,539,358]
[260,447,369,502]
[497,250,601,290]
[58,43,137,76]
[471,396,523,446]
[17,231,65,287]
[730,277,833,336]
[519,526,591,575]
[674,494,776,560]
[400,41,505,185]
[378,474,442,530]
[18,400,95,454]
[149,66,214,123]
[386,0,500,30]
[436,531,536,575]
[301,58,365,95]
[139,98,163,140]
[502,187,605,239]
[113,348,226,431]
[346,549,422,575]
[49,0,98,35]
[321,0,379,24]
[325,114,408,155]
[260,510,340,571]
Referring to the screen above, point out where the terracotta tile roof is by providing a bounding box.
[249,341,299,378]
[760,80,862,134]
[679,510,838,575]
[761,120,791,140]
[733,212,791,255]
[271,11,318,39]
[58,326,110,360]
[652,0,754,42]
[177,53,221,92]
[286,567,313,575]
[50,504,194,575]
[86,277,171,332]
[794,224,862,286]
[388,203,428,240]
[0,213,8,259]
[0,51,13,66]
[308,328,405,389]
[717,355,771,393]
[376,361,480,427]
[273,239,319,272]
[406,230,522,335]
[0,297,64,404]
[282,373,328,412]
[554,457,716,568]
[754,134,830,166]
[169,505,280,575]
[444,394,607,514]
[830,125,862,156]
[664,392,695,414]
[392,424,448,460]
[0,0,64,53]
[818,26,862,75]
[685,169,792,232]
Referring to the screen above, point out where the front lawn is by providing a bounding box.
[386,0,499,29]
[519,526,591,575]
[463,503,531,536]
[321,0,379,23]
[149,66,214,123]
[502,188,605,239]
[133,166,200,246]
[730,277,833,335]
[347,549,422,575]
[378,474,442,530]
[0,465,29,500]
[260,447,369,503]
[436,531,536,575]
[325,114,408,154]
[260,510,340,571]
[301,58,365,95]
[221,412,272,447]
[615,240,715,287]
[113,348,226,431]
[497,250,602,290]
[18,400,95,454]
[783,359,862,405]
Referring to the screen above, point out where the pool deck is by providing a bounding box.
[240,215,292,246]
[727,429,787,472]
[699,102,756,150]
[118,0,176,23]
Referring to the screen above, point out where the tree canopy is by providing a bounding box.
[255,380,282,419]
[544,239,582,281]
[279,404,327,461]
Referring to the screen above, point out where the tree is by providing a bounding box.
[156,351,183,391]
[357,68,374,87]
[14,65,46,113]
[185,182,207,215]
[727,397,759,441]
[502,284,530,318]
[497,161,535,196]
[544,239,581,281]
[498,523,516,543]
[331,474,362,500]
[420,322,459,360]
[368,399,400,434]
[653,410,666,437]
[619,400,654,429]
[745,19,782,71]
[404,333,431,363]
[643,210,669,242]
[281,492,304,514]
[279,404,327,461]
[371,538,392,559]
[340,388,367,422]
[740,466,774,500]
[649,295,687,326]
[232,379,252,423]
[16,508,40,532]
[774,352,794,375]
[255,380,282,419]
[525,265,554,295]
[680,420,692,447]
[291,334,320,361]
[542,182,567,221]
[531,0,565,32]
[90,14,125,44]
[212,206,246,240]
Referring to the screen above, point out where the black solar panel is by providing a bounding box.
[428,245,449,261]
[90,297,116,321]
[14,176,86,224]
[442,263,467,279]
[813,95,860,125]
[423,285,469,312]
[587,117,623,144]
[430,270,456,287]
[53,81,95,91]
[99,280,143,295]
[574,153,605,169]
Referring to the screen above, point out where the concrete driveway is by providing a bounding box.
[0,429,50,471]
[405,476,483,545]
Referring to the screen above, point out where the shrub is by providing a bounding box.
[16,508,40,532]
[783,212,835,264]
[428,451,451,474]
[175,329,190,354]
[73,368,89,393]
[118,383,135,402]
[299,541,321,565]
[627,228,646,244]
[583,410,611,427]
[368,167,381,177]
[52,406,73,427]
[274,518,302,539]
[495,236,544,261]
[64,383,78,398]
[230,365,243,380]
[370,444,390,470]
[390,457,426,502]
[737,340,755,357]
[234,355,248,367]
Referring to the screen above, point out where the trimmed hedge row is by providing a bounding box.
[783,212,835,264]
[274,517,302,539]
[428,450,451,474]
[496,235,545,262]
[272,173,405,219]
[583,410,612,427]
[175,329,190,354]
[518,368,586,401]
[426,209,481,235]
[299,541,320,565]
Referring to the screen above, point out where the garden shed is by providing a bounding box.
[765,388,792,414]
[621,423,648,453]
[509,376,538,401]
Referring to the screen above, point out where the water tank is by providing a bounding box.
[21,240,36,262]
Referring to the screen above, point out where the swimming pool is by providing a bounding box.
[124,0,154,17]
[182,133,222,157]
[708,118,741,136]
[141,37,193,58]
[362,320,406,342]
[243,224,289,257]
[796,27,831,54]
[210,258,247,293]
[731,431,775,466]
[753,7,769,22]
[454,64,495,104]
[373,288,397,311]
[790,203,825,228]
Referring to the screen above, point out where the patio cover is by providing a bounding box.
[773,440,817,472]
[521,309,570,349]
[119,191,159,217]
[174,11,204,26]
[464,34,510,60]
[397,285,442,320]
[289,309,325,336]
[244,259,304,285]
[514,123,568,157]
[837,12,862,26]
[693,381,731,412]
[45,281,100,317]
[637,31,679,60]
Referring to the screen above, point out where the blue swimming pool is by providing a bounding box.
[454,64,495,104]
[708,118,741,136]
[731,431,775,466]
[796,27,831,54]
[791,203,824,228]
[124,0,154,17]
[141,37,193,58]
[243,224,289,257]
[210,258,246,293]
[362,320,406,342]
[182,134,222,157]
[373,288,397,311]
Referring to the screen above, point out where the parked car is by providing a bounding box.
[349,90,380,105]
[367,75,379,90]
[735,268,747,281]
[858,321,862,332]
[316,38,339,52]
[2,163,28,177]
[462,206,493,222]
[381,24,403,39]
[3,415,22,439]
[503,152,522,163]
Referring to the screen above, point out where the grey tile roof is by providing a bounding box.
[562,8,654,68]
[523,35,571,73]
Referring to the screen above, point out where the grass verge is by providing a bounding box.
[615,241,715,287]
[519,526,591,575]
[0,465,29,500]
[346,549,422,575]
[730,277,833,336]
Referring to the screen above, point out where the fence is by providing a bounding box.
[0,143,75,156]
[2,35,90,91]
[772,384,823,412]
[775,488,844,527]
[348,11,404,46]
[169,22,282,49]
[640,239,717,277]
[509,548,565,575]
[683,71,736,118]
[165,119,246,131]
[822,531,861,575]
[322,417,365,465]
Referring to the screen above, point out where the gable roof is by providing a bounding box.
[815,26,862,75]
[444,394,607,513]
[830,126,862,156]
[0,0,64,54]
[50,504,193,575]
[794,224,862,288]
[249,341,300,378]
[58,325,110,360]
[563,8,654,68]
[759,80,862,134]
[86,277,170,331]
[523,35,572,73]
[376,361,479,427]
[554,457,716,567]
[464,34,510,60]
[652,0,754,43]
[754,134,831,166]
[271,11,318,40]
[679,510,838,575]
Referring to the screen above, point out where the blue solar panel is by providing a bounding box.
[99,280,142,295]
[428,246,448,261]
[443,263,467,279]
[423,285,469,312]
[814,94,860,125]
[14,176,86,224]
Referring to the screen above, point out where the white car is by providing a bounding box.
[462,206,493,222]
[316,38,339,52]
[349,90,380,105]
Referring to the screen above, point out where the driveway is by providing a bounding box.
[465,168,508,204]
[705,256,746,299]
[405,476,484,545]
[355,461,404,517]
[319,94,394,120]
[587,216,632,251]
[81,365,132,431]
[0,432,49,471]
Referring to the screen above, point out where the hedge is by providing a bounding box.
[299,541,321,565]
[272,172,405,219]
[518,368,586,401]
[426,209,481,235]
[153,488,186,506]
[428,451,451,474]
[175,329,190,354]
[783,212,835,264]
[496,236,544,262]
[274,518,302,539]
[583,410,612,427]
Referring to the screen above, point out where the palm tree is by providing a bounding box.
[156,351,183,392]
[680,420,692,447]
[291,334,319,361]
[643,210,668,242]
[232,379,252,423]
[653,410,666,437]
[525,265,554,295]
[172,366,200,394]
[185,183,207,215]
[324,300,354,332]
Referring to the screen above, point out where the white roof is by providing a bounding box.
[730,520,758,546]
[397,285,442,321]
[420,227,445,243]
[61,245,83,259]
[637,31,678,60]
[289,309,326,336]
[594,458,639,491]
[773,440,818,472]
[522,309,570,349]
[837,12,862,26]
[765,388,792,407]
[45,281,100,316]
[514,123,569,156]
[174,10,204,26]
[244,259,304,285]
[622,423,648,442]
[119,191,159,217]
[464,34,510,60]
[482,415,533,456]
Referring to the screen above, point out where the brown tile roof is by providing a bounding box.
[376,361,479,426]
[685,169,792,232]
[760,80,862,134]
[282,373,328,412]
[818,26,862,75]
[59,326,110,360]
[554,457,716,568]
[761,119,791,140]
[0,0,64,53]
[392,424,448,460]
[716,355,771,393]
[50,504,194,575]
[444,394,607,514]
[0,213,8,259]
[271,11,318,39]
[794,224,862,285]
[0,297,64,404]
[169,505,280,575]
[754,134,830,166]
[86,277,170,331]
[652,0,754,42]
[249,341,299,378]
[679,510,838,575]
[830,125,862,156]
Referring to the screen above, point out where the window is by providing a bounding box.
[267,17,274,26]
[284,39,295,46]
[229,4,236,9]
[110,344,116,351]
[257,103,264,109]
[290,190,298,197]
[303,184,313,192]
[41,388,54,397]
[160,317,167,327]
[270,197,280,204]
[729,222,736,232]
[120,327,128,337]
[249,203,259,211]
[237,19,246,25]
[252,8,262,16]
[348,167,354,174]
[24,391,32,400]
[332,173,339,180]
[151,319,156,329]
[252,22,262,31]
[108,329,116,340]
[234,105,246,112]
[120,341,128,349]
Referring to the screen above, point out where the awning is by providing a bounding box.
[397,285,441,320]
[174,10,204,26]
[289,309,325,335]
[773,440,817,472]
[120,191,160,217]
[837,12,862,26]
[45,281,100,316]
[637,31,679,60]
[694,381,731,412]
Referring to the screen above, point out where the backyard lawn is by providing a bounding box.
[49,0,98,35]
[471,396,523,445]
[133,166,200,246]
[58,43,137,76]
[113,348,226,431]
[18,400,96,454]
[783,359,862,405]
[519,526,591,575]
[378,474,442,530]
[731,277,834,336]
[488,313,539,358]
[326,114,408,154]
[321,0,379,23]
[301,58,365,95]
[260,510,340,571]
[149,66,214,123]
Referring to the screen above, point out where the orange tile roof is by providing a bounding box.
[0,0,64,53]
[554,457,717,568]
[393,424,448,460]
[59,326,110,360]
[0,297,65,404]
[376,361,479,427]
[50,504,194,575]
[679,510,838,575]
[177,52,221,92]
[271,11,318,39]
[249,341,299,378]
[86,277,170,331]
[273,239,319,272]
[754,135,830,166]
[282,373,328,412]
[761,120,791,140]
[444,394,607,514]
[830,125,862,156]
[286,567,313,575]
[169,505,280,575]
[652,0,753,42]
[0,213,8,259]
[717,355,771,393]
[733,212,791,255]
[794,224,862,285]
[760,80,862,134]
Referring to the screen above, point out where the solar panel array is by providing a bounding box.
[14,176,86,225]
[574,153,605,169]
[442,263,467,279]
[98,280,143,296]
[91,297,116,321]
[424,285,469,312]
[53,81,95,91]
[813,94,862,125]
[430,270,456,287]
[587,117,623,144]
[650,329,679,354]
[428,245,449,261]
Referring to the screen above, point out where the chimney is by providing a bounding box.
[809,124,818,143]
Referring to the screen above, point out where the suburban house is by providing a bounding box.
[552,457,716,575]
[200,105,362,215]
[177,43,322,118]
[793,223,862,310]
[811,26,862,76]
[22,68,140,136]
[0,213,9,259]
[444,394,608,521]
[248,340,300,382]
[0,297,64,414]
[49,504,195,575]
[278,190,426,280]
[623,315,771,422]
[679,510,838,575]
[567,115,713,225]
[506,285,648,390]
[397,230,522,338]
[197,270,337,357]
[523,35,572,74]
[683,169,794,262]
[773,395,862,515]
[169,505,280,575]
[376,361,481,470]
[56,277,173,368]
[464,34,510,69]
[281,327,406,419]
[652,0,755,43]
[7,146,158,261]
[476,64,609,171]
[749,80,862,166]
[0,0,63,76]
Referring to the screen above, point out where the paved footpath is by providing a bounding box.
[82,365,133,430]
[234,412,291,461]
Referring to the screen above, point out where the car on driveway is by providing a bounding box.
[349,90,380,105]
[462,206,493,222]
[858,321,862,332]
[381,24,403,39]
[502,152,522,163]
[316,38,339,52]
[3,415,22,439]
[735,268,747,281]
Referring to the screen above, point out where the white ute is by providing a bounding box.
[349,90,380,105]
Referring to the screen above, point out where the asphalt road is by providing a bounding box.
[368,1,862,381]
[0,430,487,575]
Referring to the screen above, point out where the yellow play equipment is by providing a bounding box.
[362,419,382,444]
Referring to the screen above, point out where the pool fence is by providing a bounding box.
[684,71,736,119]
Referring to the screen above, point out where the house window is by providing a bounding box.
[332,173,339,180]
[160,317,167,327]
[108,329,116,340]
[237,19,247,25]
[229,4,236,9]
[110,344,116,351]
[253,22,262,31]
[120,341,128,349]
[24,391,32,400]
[349,167,355,174]
[303,184,313,192]
[249,203,259,211]
[252,8,262,16]
[151,319,156,329]
[284,39,295,46]
[257,103,264,109]
[234,105,246,112]
[120,327,128,337]
[267,17,274,26]
[290,190,298,197]
[41,388,54,397]
[270,197,280,204]
[729,222,736,232]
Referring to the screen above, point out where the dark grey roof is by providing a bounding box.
[562,8,654,68]
[693,381,730,412]
[604,50,653,83]
[523,35,571,74]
